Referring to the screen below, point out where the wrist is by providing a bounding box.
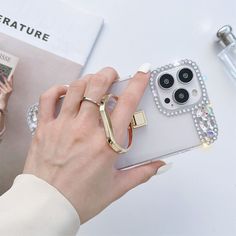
[0,98,9,110]
[0,108,7,115]
[0,103,7,111]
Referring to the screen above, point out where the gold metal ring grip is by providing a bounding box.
[99,94,133,154]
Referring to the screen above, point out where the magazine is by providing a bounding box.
[0,0,103,193]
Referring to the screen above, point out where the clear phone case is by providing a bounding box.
[27,59,218,170]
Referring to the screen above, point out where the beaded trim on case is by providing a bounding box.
[149,59,218,145]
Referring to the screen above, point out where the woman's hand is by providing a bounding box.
[23,66,165,224]
[0,76,13,111]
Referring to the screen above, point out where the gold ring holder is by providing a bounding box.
[99,94,133,154]
[99,94,147,154]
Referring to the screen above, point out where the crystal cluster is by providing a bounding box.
[27,103,39,135]
[193,105,218,145]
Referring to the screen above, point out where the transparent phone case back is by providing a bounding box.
[110,60,218,169]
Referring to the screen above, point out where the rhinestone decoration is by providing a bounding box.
[192,104,218,145]
[149,59,218,145]
[27,103,39,135]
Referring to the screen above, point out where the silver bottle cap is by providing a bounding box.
[217,25,236,47]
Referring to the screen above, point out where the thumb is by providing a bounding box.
[113,161,167,199]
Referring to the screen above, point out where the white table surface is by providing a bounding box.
[66,0,236,235]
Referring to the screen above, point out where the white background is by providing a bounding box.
[65,0,236,235]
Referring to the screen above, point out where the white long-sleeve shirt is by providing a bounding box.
[0,174,80,236]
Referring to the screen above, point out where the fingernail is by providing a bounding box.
[155,163,173,175]
[64,84,70,87]
[137,63,152,74]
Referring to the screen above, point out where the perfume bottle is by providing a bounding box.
[217,25,236,80]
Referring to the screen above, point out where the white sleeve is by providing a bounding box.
[0,174,80,236]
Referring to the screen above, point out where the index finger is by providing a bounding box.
[111,63,151,133]
[3,77,11,90]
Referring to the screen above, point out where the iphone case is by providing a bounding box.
[110,59,218,169]
[27,59,218,170]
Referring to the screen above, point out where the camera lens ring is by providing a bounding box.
[158,73,174,89]
[173,88,190,104]
[178,68,193,84]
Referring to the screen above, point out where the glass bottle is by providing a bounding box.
[217,25,236,80]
